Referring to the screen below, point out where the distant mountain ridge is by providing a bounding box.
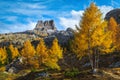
[0,20,74,47]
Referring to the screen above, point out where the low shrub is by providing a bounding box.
[0,66,6,71]
[64,68,80,77]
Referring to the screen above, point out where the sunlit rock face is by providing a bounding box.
[105,9,120,24]
[34,20,57,31]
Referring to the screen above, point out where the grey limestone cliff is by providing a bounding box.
[34,20,56,31]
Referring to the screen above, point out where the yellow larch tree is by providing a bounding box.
[0,47,7,66]
[107,17,118,49]
[36,38,48,68]
[91,21,113,71]
[71,3,112,73]
[9,44,19,60]
[115,24,120,51]
[45,38,63,70]
[21,40,36,67]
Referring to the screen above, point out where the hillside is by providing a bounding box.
[0,5,120,80]
[0,20,74,48]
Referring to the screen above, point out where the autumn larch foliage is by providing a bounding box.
[0,47,7,66]
[45,38,63,70]
[115,24,120,51]
[36,38,48,68]
[9,44,19,60]
[21,40,36,67]
[71,3,113,72]
[108,17,118,50]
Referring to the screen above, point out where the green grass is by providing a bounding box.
[64,68,80,78]
[0,69,31,80]
[0,72,8,80]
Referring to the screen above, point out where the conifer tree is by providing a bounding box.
[9,44,19,60]
[115,24,120,51]
[21,40,36,66]
[46,38,63,70]
[0,47,7,66]
[36,38,48,67]
[71,3,112,73]
[108,17,118,48]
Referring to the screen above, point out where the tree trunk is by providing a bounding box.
[93,48,99,74]
[38,56,42,68]
[87,30,94,70]
[96,49,99,70]
[87,52,94,70]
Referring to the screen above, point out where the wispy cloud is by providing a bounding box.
[7,2,50,16]
[2,16,18,22]
[111,0,120,8]
[10,9,56,17]
[0,21,36,33]
[21,2,46,9]
[0,1,58,33]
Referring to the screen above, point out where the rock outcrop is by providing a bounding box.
[6,58,24,73]
[0,20,74,48]
[44,28,74,47]
[34,20,56,31]
[24,20,57,36]
[105,9,120,24]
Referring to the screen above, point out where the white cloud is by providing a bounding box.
[10,9,55,16]
[14,21,36,31]
[98,5,113,18]
[3,16,17,22]
[6,2,56,17]
[12,21,36,32]
[59,10,84,29]
[59,18,79,29]
[71,10,84,19]
[21,3,46,9]
[0,21,36,33]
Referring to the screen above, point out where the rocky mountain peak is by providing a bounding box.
[0,19,74,48]
[34,20,57,31]
[105,9,120,24]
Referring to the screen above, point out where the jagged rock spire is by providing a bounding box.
[34,20,57,31]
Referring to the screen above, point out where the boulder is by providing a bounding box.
[37,72,49,77]
[6,58,24,73]
[8,67,17,73]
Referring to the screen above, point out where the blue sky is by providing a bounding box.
[0,0,120,33]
